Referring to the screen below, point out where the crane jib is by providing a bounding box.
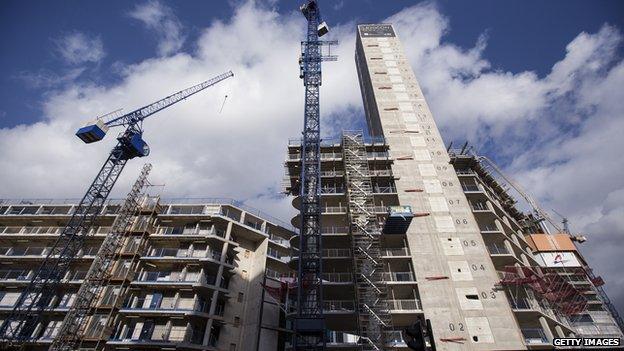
[0,70,233,347]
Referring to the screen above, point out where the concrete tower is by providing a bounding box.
[354,23,526,350]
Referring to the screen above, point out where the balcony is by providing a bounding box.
[0,270,31,281]
[323,300,355,313]
[269,235,290,247]
[382,271,416,283]
[326,330,359,345]
[385,331,407,346]
[154,226,226,238]
[322,272,352,284]
[136,271,199,284]
[486,243,510,255]
[389,299,421,311]
[382,248,410,257]
[320,187,345,194]
[321,227,349,234]
[522,328,549,344]
[323,248,351,258]
[461,184,482,192]
[470,201,489,211]
[267,248,289,263]
[510,297,538,310]
[373,185,397,194]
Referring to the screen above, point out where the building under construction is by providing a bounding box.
[0,192,294,351]
[280,23,624,350]
[0,9,622,351]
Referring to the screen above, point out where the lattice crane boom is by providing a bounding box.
[0,71,233,348]
[477,156,563,233]
[294,1,335,350]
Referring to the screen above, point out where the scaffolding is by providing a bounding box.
[51,164,154,350]
[500,266,588,316]
[342,131,392,350]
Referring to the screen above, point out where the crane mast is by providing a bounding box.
[0,71,233,347]
[50,163,152,351]
[295,1,335,350]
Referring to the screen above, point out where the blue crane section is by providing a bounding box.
[0,70,233,348]
[295,1,336,350]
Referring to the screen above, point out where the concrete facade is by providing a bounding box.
[354,23,525,350]
[0,198,293,351]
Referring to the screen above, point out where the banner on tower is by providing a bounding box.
[359,24,395,37]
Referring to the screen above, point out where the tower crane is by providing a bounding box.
[0,70,233,348]
[295,1,335,350]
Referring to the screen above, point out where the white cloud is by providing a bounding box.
[54,32,105,65]
[129,0,185,56]
[1,0,623,314]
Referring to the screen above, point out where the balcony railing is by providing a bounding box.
[461,184,481,192]
[389,299,421,310]
[323,249,350,258]
[471,202,489,211]
[522,328,548,344]
[373,186,397,194]
[382,271,416,282]
[326,331,359,344]
[0,270,31,281]
[321,227,349,234]
[138,271,199,283]
[323,300,355,312]
[269,235,290,247]
[382,248,409,256]
[487,243,510,255]
[320,187,345,194]
[385,331,407,344]
[322,272,352,283]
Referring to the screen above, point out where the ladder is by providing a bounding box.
[342,132,393,350]
[51,164,153,350]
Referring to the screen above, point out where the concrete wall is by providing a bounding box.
[355,24,525,350]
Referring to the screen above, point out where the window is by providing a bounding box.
[177,297,194,310]
[237,292,244,303]
[41,321,61,340]
[151,323,168,341]
[0,292,21,307]
[169,325,186,341]
[230,343,237,351]
[234,317,240,327]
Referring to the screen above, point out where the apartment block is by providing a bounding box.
[281,22,623,351]
[449,150,624,347]
[354,23,526,350]
[0,198,293,351]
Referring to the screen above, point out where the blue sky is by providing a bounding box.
[1,0,622,128]
[1,0,624,316]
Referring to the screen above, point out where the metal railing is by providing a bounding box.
[321,226,349,234]
[521,328,548,344]
[323,300,355,312]
[389,299,421,310]
[382,248,409,256]
[471,201,489,211]
[323,248,351,257]
[461,184,481,192]
[322,272,352,283]
[487,243,510,255]
[382,271,416,282]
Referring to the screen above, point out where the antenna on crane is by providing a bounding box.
[552,209,570,234]
[0,70,233,348]
[219,94,228,113]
